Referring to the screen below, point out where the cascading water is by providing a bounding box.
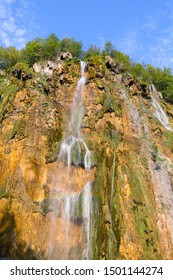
[149,84,173,131]
[48,61,93,259]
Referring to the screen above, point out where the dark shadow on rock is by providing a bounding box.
[0,210,15,259]
[0,209,45,260]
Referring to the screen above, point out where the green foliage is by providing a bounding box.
[84,44,101,60]
[21,39,43,65]
[102,41,131,71]
[151,142,158,162]
[130,63,173,103]
[0,184,9,199]
[103,41,114,56]
[1,35,173,104]
[163,131,173,151]
[103,94,121,116]
[130,62,151,83]
[43,33,60,60]
[20,35,82,66]
[87,44,101,54]
[11,62,33,79]
[59,37,83,58]
[140,156,148,168]
[111,50,131,71]
[0,78,18,122]
[84,52,103,66]
[146,66,173,103]
[8,119,23,140]
[95,78,104,89]
[0,46,20,69]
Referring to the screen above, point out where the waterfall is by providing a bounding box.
[48,61,93,259]
[149,84,173,132]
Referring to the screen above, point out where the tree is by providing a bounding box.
[103,41,114,56]
[21,39,43,65]
[43,33,60,60]
[112,50,131,71]
[0,46,20,69]
[130,62,151,83]
[87,44,100,54]
[60,37,83,58]
[146,66,173,103]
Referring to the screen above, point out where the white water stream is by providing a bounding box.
[149,84,173,131]
[49,61,93,259]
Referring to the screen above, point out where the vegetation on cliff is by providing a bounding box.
[1,34,173,103]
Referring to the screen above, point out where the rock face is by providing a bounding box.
[1,56,173,259]
[33,60,63,78]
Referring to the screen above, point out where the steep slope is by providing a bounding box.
[0,55,173,259]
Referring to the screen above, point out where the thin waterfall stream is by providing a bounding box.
[149,84,173,132]
[48,61,94,259]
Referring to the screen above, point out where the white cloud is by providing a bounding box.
[0,30,11,46]
[15,29,26,37]
[0,0,37,48]
[141,21,157,31]
[2,16,16,32]
[118,30,141,57]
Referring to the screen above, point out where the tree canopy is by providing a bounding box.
[0,35,173,104]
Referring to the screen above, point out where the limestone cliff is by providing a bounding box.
[0,54,173,259]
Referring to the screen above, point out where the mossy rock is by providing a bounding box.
[151,142,158,162]
[0,81,18,122]
[11,62,33,81]
[88,67,96,80]
[86,53,103,66]
[95,78,104,89]
[103,94,121,117]
[37,75,49,94]
[163,131,173,151]
[120,152,162,259]
[0,185,9,199]
[8,119,25,140]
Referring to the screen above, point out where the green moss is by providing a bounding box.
[88,67,96,80]
[11,62,33,79]
[86,130,121,259]
[163,131,173,151]
[86,53,103,66]
[46,128,62,163]
[151,142,158,162]
[0,79,18,122]
[121,153,162,259]
[0,185,8,199]
[0,177,12,199]
[8,119,24,140]
[105,121,121,144]
[103,94,121,117]
[37,75,49,94]
[95,78,104,89]
[140,156,148,168]
[104,85,111,94]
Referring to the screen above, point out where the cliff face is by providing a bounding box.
[0,55,173,259]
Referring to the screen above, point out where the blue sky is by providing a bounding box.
[0,0,173,69]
